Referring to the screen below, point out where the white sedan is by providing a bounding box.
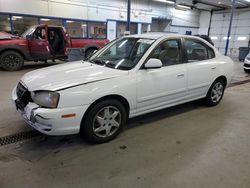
[12,33,234,143]
[244,53,250,73]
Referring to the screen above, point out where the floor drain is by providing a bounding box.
[0,131,42,146]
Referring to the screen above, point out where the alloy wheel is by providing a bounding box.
[3,54,20,68]
[92,106,121,138]
[211,82,224,103]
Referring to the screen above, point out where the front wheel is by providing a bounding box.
[205,79,225,106]
[1,51,24,71]
[81,99,127,144]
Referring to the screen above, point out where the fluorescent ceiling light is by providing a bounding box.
[8,18,16,21]
[237,36,247,41]
[154,0,175,5]
[176,4,191,9]
[40,18,51,21]
[12,16,23,19]
[66,20,74,23]
[223,36,231,40]
[211,36,218,40]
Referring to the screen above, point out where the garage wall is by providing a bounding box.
[209,8,250,57]
[198,11,211,35]
[0,0,200,38]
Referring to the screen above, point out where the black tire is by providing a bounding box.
[81,99,127,144]
[0,50,24,71]
[85,48,97,59]
[205,79,225,107]
[244,69,250,73]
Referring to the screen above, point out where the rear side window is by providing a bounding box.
[185,39,215,62]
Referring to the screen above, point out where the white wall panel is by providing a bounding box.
[107,20,116,41]
[0,0,201,36]
[210,9,250,57]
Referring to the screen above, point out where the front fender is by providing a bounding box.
[57,75,137,116]
[0,44,31,60]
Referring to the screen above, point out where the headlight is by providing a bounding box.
[31,91,60,108]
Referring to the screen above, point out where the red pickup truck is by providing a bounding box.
[0,25,109,71]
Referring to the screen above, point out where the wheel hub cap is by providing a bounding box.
[211,82,223,103]
[93,106,121,138]
[4,55,20,67]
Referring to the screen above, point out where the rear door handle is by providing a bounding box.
[211,67,216,70]
[177,73,185,77]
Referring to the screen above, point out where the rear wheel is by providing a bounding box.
[81,99,127,144]
[1,51,24,71]
[205,79,225,106]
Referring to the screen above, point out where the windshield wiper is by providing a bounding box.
[89,59,106,65]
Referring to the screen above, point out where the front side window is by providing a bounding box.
[148,39,182,66]
[185,39,215,62]
[90,38,155,70]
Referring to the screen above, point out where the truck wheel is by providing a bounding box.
[1,51,24,71]
[85,48,97,58]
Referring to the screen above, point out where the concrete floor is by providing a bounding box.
[1,60,250,188]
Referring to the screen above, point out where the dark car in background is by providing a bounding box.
[195,35,214,46]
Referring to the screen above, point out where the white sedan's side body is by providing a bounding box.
[12,33,234,140]
[244,53,250,72]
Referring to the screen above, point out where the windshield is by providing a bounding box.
[21,26,36,38]
[89,37,155,70]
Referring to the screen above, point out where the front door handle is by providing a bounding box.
[211,67,216,70]
[177,73,185,77]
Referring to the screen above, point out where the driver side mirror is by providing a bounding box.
[144,58,162,69]
[26,34,33,40]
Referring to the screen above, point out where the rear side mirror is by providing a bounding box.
[144,58,162,69]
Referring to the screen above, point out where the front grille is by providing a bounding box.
[16,82,31,109]
[16,82,27,99]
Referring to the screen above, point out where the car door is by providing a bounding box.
[28,25,50,60]
[184,38,217,99]
[136,38,187,114]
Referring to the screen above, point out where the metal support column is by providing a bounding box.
[225,0,236,56]
[126,0,131,32]
[9,15,14,34]
[208,10,213,36]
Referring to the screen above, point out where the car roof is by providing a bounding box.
[126,32,201,40]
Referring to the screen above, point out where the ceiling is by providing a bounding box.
[156,0,250,11]
[191,0,250,10]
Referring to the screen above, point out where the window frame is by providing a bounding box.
[183,38,216,63]
[141,37,185,69]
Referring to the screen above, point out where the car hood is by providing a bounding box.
[21,61,128,91]
[0,32,19,40]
